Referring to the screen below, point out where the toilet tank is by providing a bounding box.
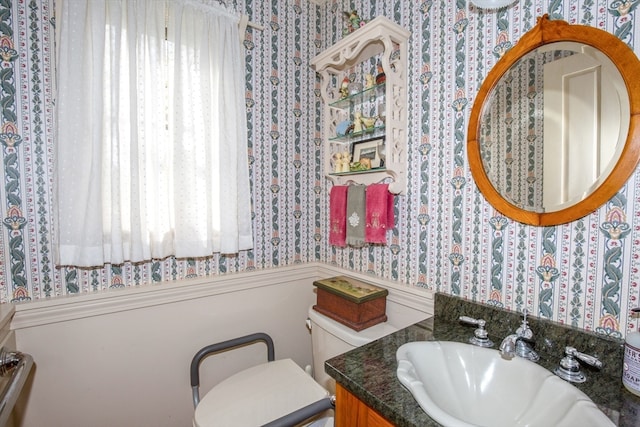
[307,306,398,393]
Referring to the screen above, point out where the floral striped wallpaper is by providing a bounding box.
[319,0,640,339]
[1,0,640,339]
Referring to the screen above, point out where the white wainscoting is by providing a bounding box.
[10,263,433,427]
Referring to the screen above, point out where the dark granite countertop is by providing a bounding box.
[324,293,640,427]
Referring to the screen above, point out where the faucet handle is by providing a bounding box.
[565,346,603,369]
[459,316,494,348]
[554,346,603,383]
[516,309,533,339]
[459,315,484,325]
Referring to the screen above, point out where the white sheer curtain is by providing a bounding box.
[55,0,253,267]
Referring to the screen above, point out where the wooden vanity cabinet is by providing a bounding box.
[335,383,394,427]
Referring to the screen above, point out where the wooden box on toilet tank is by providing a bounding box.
[313,276,388,331]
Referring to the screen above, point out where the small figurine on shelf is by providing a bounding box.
[342,10,365,35]
[360,115,378,131]
[332,152,343,174]
[336,119,353,137]
[359,158,372,170]
[375,59,386,84]
[340,151,351,173]
[353,112,364,133]
[364,73,375,89]
[339,76,350,99]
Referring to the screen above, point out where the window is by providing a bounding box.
[54,0,253,267]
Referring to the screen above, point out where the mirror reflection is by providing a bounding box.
[479,42,629,213]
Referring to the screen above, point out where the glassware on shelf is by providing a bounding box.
[360,115,377,130]
[348,82,363,95]
[329,83,385,109]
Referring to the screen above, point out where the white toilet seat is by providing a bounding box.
[193,358,329,427]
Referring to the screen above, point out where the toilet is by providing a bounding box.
[307,305,400,394]
[192,306,402,427]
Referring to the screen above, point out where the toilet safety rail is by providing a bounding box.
[190,332,275,408]
[261,396,335,427]
[190,332,335,427]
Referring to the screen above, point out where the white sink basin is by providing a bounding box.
[396,341,614,427]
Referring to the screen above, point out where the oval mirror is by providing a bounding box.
[468,15,640,226]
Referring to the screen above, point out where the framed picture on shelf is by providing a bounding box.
[352,137,383,169]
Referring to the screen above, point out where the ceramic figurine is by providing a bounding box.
[365,73,375,89]
[343,19,354,34]
[341,151,351,173]
[360,115,377,130]
[339,76,350,99]
[332,152,343,173]
[353,112,363,133]
[336,119,352,136]
[343,10,365,34]
[345,122,355,135]
[375,60,386,84]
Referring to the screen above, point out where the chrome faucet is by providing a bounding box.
[499,309,539,362]
[500,335,539,361]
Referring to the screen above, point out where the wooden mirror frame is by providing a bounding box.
[468,15,640,226]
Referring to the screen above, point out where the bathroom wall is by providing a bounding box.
[13,266,321,427]
[0,0,639,363]
[317,0,640,338]
[10,264,433,427]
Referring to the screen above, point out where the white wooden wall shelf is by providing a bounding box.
[311,16,410,194]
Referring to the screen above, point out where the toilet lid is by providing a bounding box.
[193,358,329,427]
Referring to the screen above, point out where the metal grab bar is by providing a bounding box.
[0,347,33,427]
[261,395,335,427]
[190,333,275,408]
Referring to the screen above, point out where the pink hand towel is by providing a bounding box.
[386,188,395,228]
[365,184,395,244]
[329,185,348,247]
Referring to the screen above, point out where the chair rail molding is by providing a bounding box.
[10,263,434,330]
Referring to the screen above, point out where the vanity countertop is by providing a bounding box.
[325,309,640,427]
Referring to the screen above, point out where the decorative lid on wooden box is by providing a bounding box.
[313,276,388,304]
